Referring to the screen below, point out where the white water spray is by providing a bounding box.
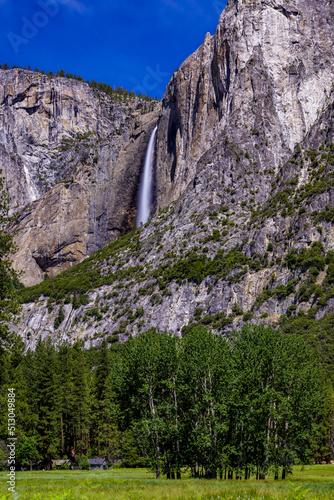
[23,165,38,202]
[136,125,157,227]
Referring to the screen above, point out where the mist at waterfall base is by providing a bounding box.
[136,126,158,227]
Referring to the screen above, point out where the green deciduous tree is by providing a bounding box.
[115,330,181,478]
[16,435,39,470]
[115,325,325,479]
[231,324,324,479]
[179,327,231,479]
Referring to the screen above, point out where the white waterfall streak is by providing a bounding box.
[23,165,38,202]
[136,125,157,227]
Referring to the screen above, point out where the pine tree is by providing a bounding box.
[57,343,73,458]
[90,341,120,461]
[33,340,60,469]
[69,343,89,457]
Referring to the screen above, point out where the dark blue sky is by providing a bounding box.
[0,0,227,99]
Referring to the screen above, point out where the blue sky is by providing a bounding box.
[0,0,227,99]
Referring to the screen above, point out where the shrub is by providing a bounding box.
[232,303,243,316]
[243,311,254,322]
[150,293,162,305]
[75,456,90,470]
[284,242,325,272]
[194,308,204,321]
[299,284,315,302]
[212,229,221,241]
[54,305,65,329]
[276,285,288,300]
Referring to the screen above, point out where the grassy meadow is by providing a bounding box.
[0,465,334,500]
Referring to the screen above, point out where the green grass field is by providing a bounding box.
[0,465,333,500]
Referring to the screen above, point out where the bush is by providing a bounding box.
[286,305,297,317]
[232,303,243,316]
[284,242,325,272]
[75,456,90,470]
[326,263,334,284]
[54,305,65,329]
[299,284,315,302]
[275,285,288,300]
[212,229,221,241]
[243,311,254,321]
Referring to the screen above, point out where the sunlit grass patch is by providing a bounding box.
[0,465,333,500]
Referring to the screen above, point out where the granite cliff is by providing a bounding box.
[155,0,334,209]
[0,69,159,285]
[6,0,334,350]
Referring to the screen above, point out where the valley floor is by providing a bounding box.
[0,465,333,500]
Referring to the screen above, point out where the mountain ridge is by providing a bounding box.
[1,0,334,357]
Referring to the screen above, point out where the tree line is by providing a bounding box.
[0,325,332,478]
[0,63,156,102]
[0,338,121,470]
[113,325,331,479]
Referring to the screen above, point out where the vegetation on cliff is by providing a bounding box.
[0,173,21,348]
[0,62,157,102]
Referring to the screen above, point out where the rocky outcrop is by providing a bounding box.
[0,69,160,285]
[155,0,334,209]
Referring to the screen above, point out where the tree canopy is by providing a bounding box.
[114,325,327,479]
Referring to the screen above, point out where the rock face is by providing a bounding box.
[0,69,159,285]
[155,0,334,209]
[9,0,334,348]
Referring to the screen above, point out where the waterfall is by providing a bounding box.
[136,125,158,227]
